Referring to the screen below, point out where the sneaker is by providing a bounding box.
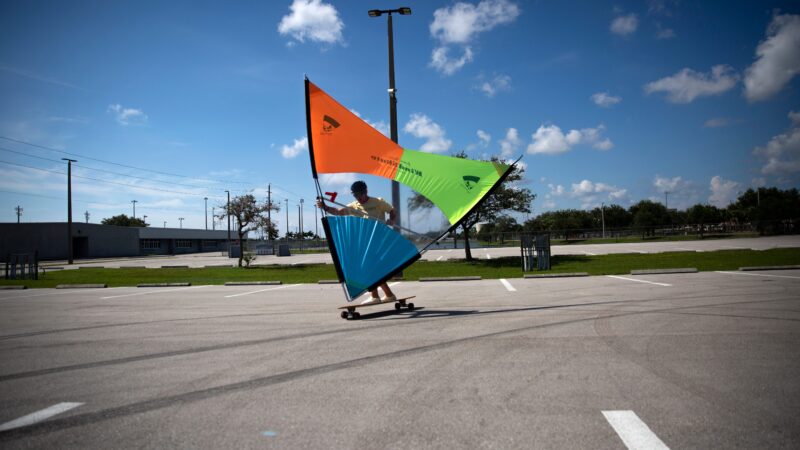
[361,296,381,305]
[381,295,397,302]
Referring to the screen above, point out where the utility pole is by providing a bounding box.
[62,158,77,264]
[163,221,167,228]
[179,217,184,229]
[285,199,289,240]
[225,190,231,253]
[131,200,137,219]
[84,210,89,223]
[15,205,22,223]
[298,204,302,250]
[212,207,216,230]
[204,197,208,230]
[143,215,147,226]
[267,184,272,241]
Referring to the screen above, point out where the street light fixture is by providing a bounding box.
[369,6,411,235]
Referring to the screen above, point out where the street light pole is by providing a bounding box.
[225,190,231,253]
[369,6,411,234]
[131,200,137,219]
[179,217,184,229]
[62,158,77,264]
[204,197,208,230]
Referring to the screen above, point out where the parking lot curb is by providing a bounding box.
[420,276,482,282]
[0,285,27,290]
[56,284,107,289]
[318,280,340,284]
[205,264,233,268]
[119,266,146,269]
[739,265,800,271]
[631,268,698,275]
[137,283,191,287]
[523,272,589,278]
[161,265,189,269]
[79,266,104,269]
[224,281,281,286]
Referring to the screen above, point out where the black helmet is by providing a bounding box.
[351,181,367,194]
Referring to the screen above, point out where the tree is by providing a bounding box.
[629,200,669,237]
[591,204,632,230]
[408,152,534,261]
[728,187,800,234]
[101,214,147,227]
[218,194,279,267]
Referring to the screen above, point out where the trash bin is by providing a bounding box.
[277,244,291,257]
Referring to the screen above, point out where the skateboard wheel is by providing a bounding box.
[407,303,415,311]
[394,302,401,311]
[352,312,361,319]
[341,311,349,319]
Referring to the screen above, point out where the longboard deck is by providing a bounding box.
[338,296,416,310]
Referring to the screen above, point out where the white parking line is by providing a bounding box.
[485,254,492,260]
[101,285,210,299]
[436,256,444,261]
[583,251,597,256]
[715,271,800,280]
[602,410,669,450]
[224,284,299,298]
[0,402,83,432]
[606,275,672,287]
[499,278,516,292]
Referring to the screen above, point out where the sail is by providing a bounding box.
[306,78,517,302]
[306,80,512,226]
[323,216,420,300]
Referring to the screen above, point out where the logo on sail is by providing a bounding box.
[462,175,480,191]
[322,115,340,134]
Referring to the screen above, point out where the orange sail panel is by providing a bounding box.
[307,81,403,179]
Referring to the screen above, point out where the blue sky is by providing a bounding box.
[1,0,799,233]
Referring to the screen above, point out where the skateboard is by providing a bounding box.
[338,296,416,319]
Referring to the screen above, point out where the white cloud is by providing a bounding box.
[653,175,686,192]
[548,183,565,196]
[351,109,389,136]
[319,173,357,187]
[744,14,800,102]
[570,179,628,208]
[479,74,511,97]
[499,128,521,157]
[527,124,613,155]
[610,13,638,36]
[403,113,452,153]
[278,0,344,46]
[708,176,740,207]
[704,117,732,128]
[656,26,675,39]
[644,65,738,103]
[591,92,621,107]
[753,111,800,175]
[429,0,520,75]
[107,104,148,126]
[430,46,474,76]
[477,129,491,147]
[281,136,308,159]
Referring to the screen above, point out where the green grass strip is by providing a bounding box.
[1,248,798,289]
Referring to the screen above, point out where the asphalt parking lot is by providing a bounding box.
[1,270,798,448]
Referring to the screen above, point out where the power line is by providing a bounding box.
[0,189,223,214]
[0,135,253,185]
[0,146,229,190]
[0,160,227,199]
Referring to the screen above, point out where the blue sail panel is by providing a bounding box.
[322,216,420,301]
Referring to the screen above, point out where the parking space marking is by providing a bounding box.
[436,256,444,261]
[602,410,669,450]
[224,284,299,298]
[499,279,516,292]
[486,253,492,260]
[101,285,210,300]
[582,251,597,256]
[0,402,83,432]
[606,275,672,287]
[715,271,800,280]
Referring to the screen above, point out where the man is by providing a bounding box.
[316,180,398,305]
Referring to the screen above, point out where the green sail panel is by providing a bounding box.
[394,148,510,225]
